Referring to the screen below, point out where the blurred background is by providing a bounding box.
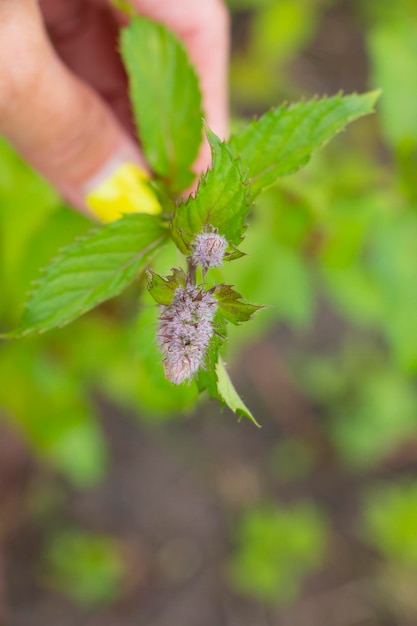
[2,0,417,624]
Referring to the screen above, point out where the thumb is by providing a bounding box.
[0,0,160,222]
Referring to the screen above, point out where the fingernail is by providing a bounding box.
[85,159,162,223]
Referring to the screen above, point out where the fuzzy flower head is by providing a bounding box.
[190,229,228,271]
[158,285,217,385]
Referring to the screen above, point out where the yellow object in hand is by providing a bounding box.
[86,163,162,223]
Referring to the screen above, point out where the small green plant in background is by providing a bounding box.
[361,480,417,618]
[298,347,417,469]
[42,529,125,607]
[362,481,417,568]
[228,502,327,604]
[227,0,330,110]
[2,16,378,425]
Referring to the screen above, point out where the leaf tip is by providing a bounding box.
[367,88,382,107]
[237,409,262,428]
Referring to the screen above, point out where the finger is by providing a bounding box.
[40,0,134,136]
[111,0,230,172]
[0,0,160,221]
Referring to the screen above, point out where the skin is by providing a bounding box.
[0,0,229,209]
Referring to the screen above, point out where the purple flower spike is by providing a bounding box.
[191,230,227,271]
[158,285,217,384]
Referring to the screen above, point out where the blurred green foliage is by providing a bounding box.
[42,529,124,607]
[227,0,330,109]
[228,502,327,604]
[299,347,417,468]
[362,481,417,568]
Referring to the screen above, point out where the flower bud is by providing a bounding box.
[191,230,227,271]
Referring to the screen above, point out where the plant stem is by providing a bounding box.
[187,258,197,286]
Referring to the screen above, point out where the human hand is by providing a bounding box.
[0,0,229,219]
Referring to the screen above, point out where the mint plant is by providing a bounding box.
[4,16,379,424]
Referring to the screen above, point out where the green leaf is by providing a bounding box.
[146,267,187,305]
[121,16,203,193]
[196,311,227,396]
[8,214,167,336]
[213,284,263,325]
[224,246,247,262]
[172,129,252,253]
[216,357,260,426]
[229,91,380,195]
[196,311,258,426]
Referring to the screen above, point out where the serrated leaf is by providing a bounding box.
[121,17,203,193]
[8,214,167,336]
[213,284,263,325]
[196,311,227,395]
[224,247,247,262]
[172,129,252,253]
[146,267,187,305]
[216,357,260,426]
[196,312,259,426]
[229,91,380,195]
